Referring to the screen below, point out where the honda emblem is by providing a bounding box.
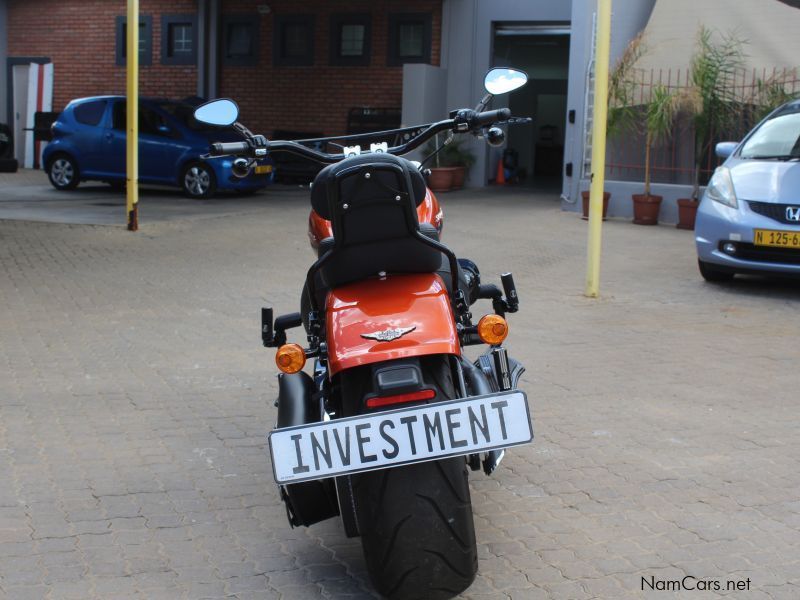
[786,206,800,222]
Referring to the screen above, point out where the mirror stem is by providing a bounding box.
[420,133,453,168]
[233,122,255,139]
[475,93,493,113]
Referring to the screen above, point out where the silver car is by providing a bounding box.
[695,100,800,281]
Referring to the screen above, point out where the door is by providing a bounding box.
[104,100,169,182]
[67,99,112,177]
[11,62,53,168]
[12,65,29,165]
[493,27,570,191]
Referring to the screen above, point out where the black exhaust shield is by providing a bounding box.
[275,372,340,527]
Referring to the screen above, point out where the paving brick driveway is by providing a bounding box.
[1,185,798,599]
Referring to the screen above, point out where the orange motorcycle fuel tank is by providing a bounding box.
[325,272,460,377]
[308,188,443,251]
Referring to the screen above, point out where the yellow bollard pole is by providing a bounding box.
[585,0,612,297]
[126,0,139,231]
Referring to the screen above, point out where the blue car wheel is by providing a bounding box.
[47,153,80,190]
[182,161,217,199]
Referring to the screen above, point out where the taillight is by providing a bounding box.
[366,388,435,409]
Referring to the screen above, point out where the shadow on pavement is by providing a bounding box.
[0,169,308,226]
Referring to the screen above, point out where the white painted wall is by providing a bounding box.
[401,63,449,162]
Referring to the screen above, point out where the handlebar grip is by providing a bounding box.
[209,141,251,156]
[475,108,512,127]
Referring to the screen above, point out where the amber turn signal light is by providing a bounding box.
[477,314,509,345]
[275,343,306,374]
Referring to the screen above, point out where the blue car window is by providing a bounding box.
[74,100,108,126]
[158,102,218,133]
[112,102,126,131]
[111,101,171,136]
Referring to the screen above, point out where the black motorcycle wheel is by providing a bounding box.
[346,357,478,600]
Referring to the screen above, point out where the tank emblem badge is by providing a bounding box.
[361,326,416,342]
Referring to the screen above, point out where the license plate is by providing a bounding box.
[753,229,800,248]
[254,164,272,175]
[269,390,532,484]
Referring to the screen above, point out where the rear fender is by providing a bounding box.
[326,273,459,376]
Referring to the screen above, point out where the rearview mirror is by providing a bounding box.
[715,141,738,159]
[194,99,239,127]
[484,68,528,95]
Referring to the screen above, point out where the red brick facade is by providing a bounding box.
[7,0,199,108]
[7,0,442,136]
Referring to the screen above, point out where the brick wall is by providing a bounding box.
[7,0,198,110]
[219,0,442,136]
[7,0,442,138]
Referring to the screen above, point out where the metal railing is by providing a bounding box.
[605,67,800,185]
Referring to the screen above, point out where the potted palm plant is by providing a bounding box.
[678,27,743,229]
[440,138,476,189]
[632,85,679,225]
[423,134,459,192]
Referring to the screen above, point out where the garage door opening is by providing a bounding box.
[493,25,570,193]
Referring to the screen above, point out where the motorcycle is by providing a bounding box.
[194,67,534,600]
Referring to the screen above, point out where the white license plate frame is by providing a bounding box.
[269,390,532,484]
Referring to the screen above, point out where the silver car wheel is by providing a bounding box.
[51,158,74,187]
[184,165,211,196]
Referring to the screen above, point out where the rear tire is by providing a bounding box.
[347,357,478,600]
[698,259,734,282]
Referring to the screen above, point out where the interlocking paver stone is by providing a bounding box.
[1,179,799,598]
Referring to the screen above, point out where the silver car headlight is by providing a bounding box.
[705,167,738,208]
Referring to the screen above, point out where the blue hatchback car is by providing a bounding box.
[43,96,274,198]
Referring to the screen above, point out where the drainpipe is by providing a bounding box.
[0,0,7,123]
[197,0,206,99]
[208,0,220,99]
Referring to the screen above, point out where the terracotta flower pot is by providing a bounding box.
[428,167,455,192]
[632,193,663,225]
[450,166,467,189]
[676,198,699,230]
[581,191,610,221]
